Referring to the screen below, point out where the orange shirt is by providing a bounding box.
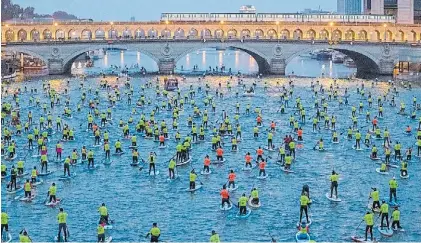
[406,127,411,132]
[257,149,263,155]
[298,130,303,136]
[159,135,164,142]
[93,125,98,131]
[259,161,266,169]
[204,158,211,166]
[220,189,229,199]
[271,122,275,128]
[257,117,262,122]
[228,173,236,181]
[245,155,252,162]
[216,148,223,156]
[372,119,378,125]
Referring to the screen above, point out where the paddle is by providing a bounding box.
[229,198,239,208]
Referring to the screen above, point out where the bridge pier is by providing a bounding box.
[269,58,286,75]
[158,58,175,74]
[47,58,65,75]
[378,58,395,76]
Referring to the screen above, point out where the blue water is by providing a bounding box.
[72,49,356,78]
[1,76,420,242]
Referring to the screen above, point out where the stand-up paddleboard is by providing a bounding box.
[369,155,381,161]
[375,168,389,175]
[257,173,269,179]
[367,202,381,213]
[105,236,113,243]
[296,218,312,228]
[353,146,364,151]
[248,198,261,208]
[295,232,310,242]
[167,174,179,182]
[45,198,61,207]
[325,192,342,202]
[148,171,160,176]
[4,154,17,161]
[375,161,399,168]
[377,226,393,236]
[212,158,226,164]
[104,224,113,230]
[17,172,29,178]
[220,203,233,211]
[31,154,41,158]
[19,194,36,202]
[351,236,375,242]
[185,184,202,192]
[87,165,99,170]
[33,178,44,186]
[38,170,53,176]
[236,209,251,218]
[58,173,76,181]
[264,146,276,152]
[103,160,112,165]
[281,167,295,173]
[130,161,140,166]
[242,164,255,171]
[332,140,340,144]
[243,92,255,97]
[158,145,166,149]
[227,185,239,192]
[400,173,409,179]
[2,232,12,243]
[176,158,191,166]
[200,169,212,175]
[113,151,125,156]
[92,143,103,147]
[391,226,405,232]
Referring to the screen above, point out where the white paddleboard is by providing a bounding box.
[378,226,393,236]
[220,203,233,211]
[325,192,342,202]
[185,184,202,192]
[248,198,261,208]
[375,168,389,175]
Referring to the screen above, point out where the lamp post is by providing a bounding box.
[276,21,279,40]
[329,22,334,41]
[383,24,387,41]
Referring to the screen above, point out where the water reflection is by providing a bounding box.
[70,48,356,78]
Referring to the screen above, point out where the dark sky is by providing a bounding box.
[14,0,337,21]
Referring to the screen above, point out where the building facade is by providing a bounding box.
[364,0,385,14]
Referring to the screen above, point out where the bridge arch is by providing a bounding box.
[94,29,104,39]
[61,45,160,73]
[358,30,367,40]
[188,28,198,39]
[43,29,52,40]
[174,28,185,39]
[241,29,251,39]
[285,45,381,78]
[81,29,92,40]
[280,29,290,40]
[56,29,65,39]
[254,29,264,39]
[135,29,145,39]
[148,28,157,38]
[293,29,303,40]
[306,29,316,39]
[345,29,355,40]
[122,29,132,39]
[30,29,40,41]
[173,43,270,74]
[18,29,27,41]
[214,29,224,38]
[5,29,14,41]
[267,29,277,39]
[227,29,237,39]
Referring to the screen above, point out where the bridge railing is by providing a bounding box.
[2,37,420,45]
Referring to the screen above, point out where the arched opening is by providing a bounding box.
[319,29,329,40]
[241,29,251,39]
[175,46,267,75]
[188,28,198,39]
[148,29,157,38]
[56,29,65,40]
[18,29,27,41]
[81,29,92,40]
[227,29,237,39]
[108,29,118,39]
[135,29,145,39]
[5,30,14,41]
[280,29,290,40]
[30,29,40,41]
[358,30,367,41]
[254,29,264,39]
[161,29,171,39]
[267,29,277,39]
[293,29,303,40]
[397,30,405,42]
[307,29,316,39]
[43,29,52,40]
[286,48,380,78]
[345,30,355,40]
[68,29,79,40]
[201,29,211,38]
[122,29,132,39]
[332,29,342,41]
[372,30,381,41]
[66,47,159,75]
[95,29,105,39]
[214,29,224,39]
[174,28,185,39]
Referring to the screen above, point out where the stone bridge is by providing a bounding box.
[3,39,420,77]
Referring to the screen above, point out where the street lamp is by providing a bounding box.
[329,22,334,41]
[276,21,279,40]
[383,24,387,41]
